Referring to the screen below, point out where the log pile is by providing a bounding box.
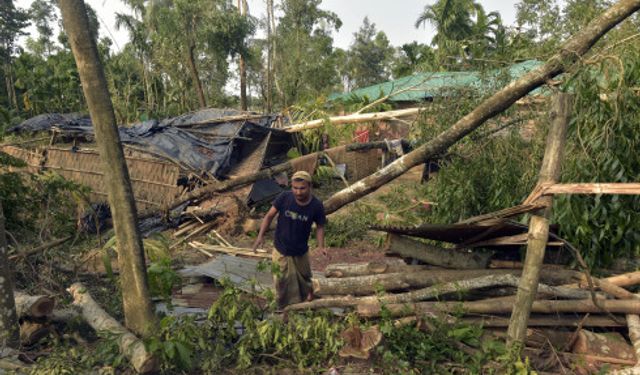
[287,241,640,372]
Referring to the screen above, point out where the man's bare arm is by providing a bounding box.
[252,206,278,251]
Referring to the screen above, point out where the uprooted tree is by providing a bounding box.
[59,0,157,337]
[321,0,640,215]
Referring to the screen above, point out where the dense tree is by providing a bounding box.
[0,0,30,112]
[416,0,505,67]
[346,17,394,89]
[25,0,57,56]
[391,42,436,77]
[274,0,342,106]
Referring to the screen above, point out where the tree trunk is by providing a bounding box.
[13,292,55,318]
[238,0,248,111]
[59,0,157,338]
[462,315,626,328]
[0,201,19,348]
[3,61,19,112]
[324,258,426,278]
[289,274,590,310]
[312,268,581,296]
[322,0,640,215]
[358,299,640,318]
[186,44,207,109]
[266,0,273,112]
[68,283,159,373]
[385,234,492,269]
[507,93,572,349]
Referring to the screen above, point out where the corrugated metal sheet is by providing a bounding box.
[330,60,544,103]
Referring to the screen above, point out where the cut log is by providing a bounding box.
[313,268,582,296]
[385,234,492,269]
[67,283,158,374]
[291,274,590,310]
[14,291,55,318]
[338,325,382,360]
[571,330,635,362]
[324,258,428,278]
[321,0,640,215]
[358,299,640,318]
[19,321,50,346]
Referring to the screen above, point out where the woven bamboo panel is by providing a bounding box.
[325,148,380,182]
[44,148,180,210]
[227,134,270,179]
[0,145,43,173]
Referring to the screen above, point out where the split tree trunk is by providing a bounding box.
[0,201,19,348]
[322,0,640,215]
[507,93,572,349]
[385,234,492,269]
[59,0,157,337]
[68,283,159,374]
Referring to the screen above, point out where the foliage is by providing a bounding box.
[346,17,394,89]
[554,46,640,268]
[323,203,376,247]
[378,307,505,374]
[273,0,342,106]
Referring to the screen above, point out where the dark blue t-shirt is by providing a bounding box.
[273,191,326,256]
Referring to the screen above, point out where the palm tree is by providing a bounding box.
[416,0,504,64]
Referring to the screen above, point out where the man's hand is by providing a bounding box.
[252,237,264,253]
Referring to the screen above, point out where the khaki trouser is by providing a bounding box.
[271,250,312,308]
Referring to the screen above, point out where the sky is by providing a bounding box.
[16,0,521,52]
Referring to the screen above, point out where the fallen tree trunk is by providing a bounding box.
[312,268,582,296]
[324,259,427,278]
[385,234,492,269]
[358,298,640,318]
[67,283,158,373]
[462,315,626,328]
[163,140,407,211]
[282,108,422,133]
[14,292,55,318]
[290,274,590,310]
[322,0,640,215]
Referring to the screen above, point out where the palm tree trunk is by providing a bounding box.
[59,0,157,338]
[0,201,19,348]
[323,0,640,215]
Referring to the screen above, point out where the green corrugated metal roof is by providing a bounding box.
[329,60,543,103]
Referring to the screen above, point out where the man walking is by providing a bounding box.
[252,171,326,308]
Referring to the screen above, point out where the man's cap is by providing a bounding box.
[292,170,312,182]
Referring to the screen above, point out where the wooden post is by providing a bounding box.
[506,93,573,352]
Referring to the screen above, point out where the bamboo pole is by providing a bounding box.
[282,108,423,133]
[507,93,572,350]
